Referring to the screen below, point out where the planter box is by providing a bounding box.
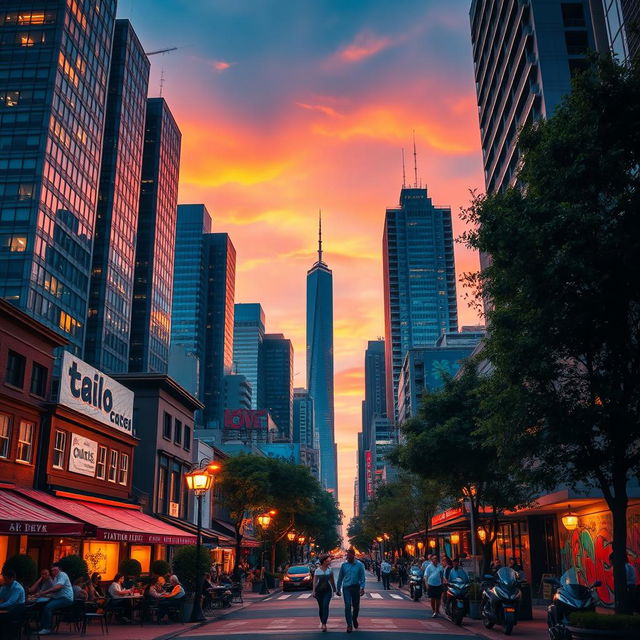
[468,600,482,620]
[567,627,638,639]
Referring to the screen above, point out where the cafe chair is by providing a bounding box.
[231,583,243,604]
[53,601,85,633]
[82,607,108,636]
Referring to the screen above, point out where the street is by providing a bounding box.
[177,562,477,640]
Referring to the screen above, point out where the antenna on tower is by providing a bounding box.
[412,129,418,188]
[318,209,323,263]
[401,148,406,188]
[159,66,165,97]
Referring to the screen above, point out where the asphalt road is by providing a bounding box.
[176,561,481,640]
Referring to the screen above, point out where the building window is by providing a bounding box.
[96,446,107,479]
[16,421,34,463]
[0,413,10,458]
[174,419,182,445]
[157,457,168,514]
[52,429,66,469]
[183,425,191,451]
[5,350,26,388]
[118,453,129,485]
[30,362,48,397]
[162,412,171,439]
[108,450,118,482]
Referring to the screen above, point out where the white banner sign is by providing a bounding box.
[68,433,98,477]
[59,352,134,435]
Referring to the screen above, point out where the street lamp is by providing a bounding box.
[185,459,220,622]
[477,526,487,543]
[561,506,579,531]
[416,540,424,558]
[257,511,273,594]
[287,530,296,564]
[451,533,460,545]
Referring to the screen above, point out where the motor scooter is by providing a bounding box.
[408,567,423,601]
[481,567,522,635]
[444,577,470,625]
[546,571,601,640]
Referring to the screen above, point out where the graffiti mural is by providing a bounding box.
[559,506,640,608]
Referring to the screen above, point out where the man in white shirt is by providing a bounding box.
[37,563,74,635]
[380,559,392,590]
[423,555,444,618]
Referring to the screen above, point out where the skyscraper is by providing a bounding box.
[129,98,181,373]
[262,333,293,441]
[293,387,315,448]
[169,204,212,397]
[306,215,337,497]
[470,0,605,197]
[202,233,236,429]
[85,20,150,373]
[601,0,640,61]
[0,1,117,354]
[233,303,265,409]
[383,186,458,424]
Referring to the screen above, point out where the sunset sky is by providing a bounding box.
[119,0,484,525]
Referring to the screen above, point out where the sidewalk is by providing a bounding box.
[48,590,276,640]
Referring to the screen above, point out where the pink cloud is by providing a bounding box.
[336,31,393,63]
[212,60,232,71]
[296,102,343,118]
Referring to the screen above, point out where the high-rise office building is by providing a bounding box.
[0,1,117,354]
[262,333,293,441]
[224,373,252,410]
[306,216,337,497]
[470,0,605,198]
[169,204,212,397]
[233,303,265,409]
[293,387,315,448]
[85,20,150,373]
[129,98,181,373]
[383,186,457,424]
[202,233,236,429]
[601,0,640,61]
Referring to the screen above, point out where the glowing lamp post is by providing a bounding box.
[185,461,218,622]
[562,506,579,531]
[287,531,296,563]
[417,540,425,558]
[451,533,460,546]
[477,527,487,543]
[257,512,273,594]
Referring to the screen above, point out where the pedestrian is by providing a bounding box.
[375,561,381,581]
[36,562,74,635]
[313,554,336,632]
[336,547,366,633]
[423,554,444,618]
[28,569,54,596]
[380,558,392,589]
[398,561,407,588]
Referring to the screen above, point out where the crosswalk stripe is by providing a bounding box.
[389,593,403,599]
[297,592,313,599]
[370,592,383,599]
[277,594,292,600]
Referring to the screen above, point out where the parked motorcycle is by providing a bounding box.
[546,571,601,640]
[444,577,470,625]
[408,567,423,601]
[481,567,522,635]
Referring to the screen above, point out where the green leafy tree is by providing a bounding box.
[58,554,88,583]
[2,554,37,587]
[172,545,212,594]
[395,367,538,572]
[461,56,640,612]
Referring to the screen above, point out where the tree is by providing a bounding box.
[395,367,538,572]
[461,56,640,612]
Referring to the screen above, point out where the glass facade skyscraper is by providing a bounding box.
[383,186,458,424]
[233,303,265,410]
[306,222,337,497]
[129,98,181,373]
[84,19,150,373]
[202,233,236,429]
[0,1,116,354]
[262,333,293,441]
[293,387,315,448]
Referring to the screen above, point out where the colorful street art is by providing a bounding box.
[559,506,640,608]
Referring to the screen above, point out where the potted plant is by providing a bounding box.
[172,545,213,621]
[467,580,483,619]
[151,559,170,578]
[119,558,142,587]
[2,554,37,587]
[58,554,89,583]
[568,612,640,639]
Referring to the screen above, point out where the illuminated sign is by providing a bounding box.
[224,409,268,430]
[431,506,464,527]
[59,352,133,435]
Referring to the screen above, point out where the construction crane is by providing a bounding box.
[145,47,178,56]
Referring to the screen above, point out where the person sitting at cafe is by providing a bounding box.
[29,569,54,596]
[86,573,106,604]
[108,573,133,622]
[144,576,165,600]
[156,575,185,623]
[73,577,88,601]
[0,568,25,636]
[37,563,74,636]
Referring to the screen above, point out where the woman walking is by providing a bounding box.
[313,554,336,632]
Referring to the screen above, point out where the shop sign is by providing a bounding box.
[68,433,98,477]
[98,530,195,545]
[432,506,464,527]
[224,409,268,430]
[59,352,133,435]
[1,521,83,535]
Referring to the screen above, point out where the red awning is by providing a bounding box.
[0,490,84,536]
[15,489,196,545]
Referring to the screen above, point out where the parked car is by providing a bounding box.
[283,565,313,591]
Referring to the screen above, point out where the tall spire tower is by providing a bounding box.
[307,213,338,499]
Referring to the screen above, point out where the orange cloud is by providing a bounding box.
[337,31,393,63]
[212,60,232,71]
[296,102,343,118]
